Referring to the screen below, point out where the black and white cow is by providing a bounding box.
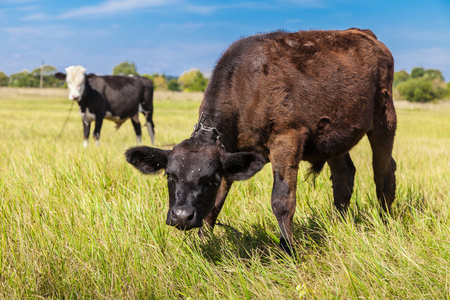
[55,65,155,147]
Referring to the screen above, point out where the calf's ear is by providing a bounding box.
[55,72,66,80]
[125,146,171,174]
[222,152,266,181]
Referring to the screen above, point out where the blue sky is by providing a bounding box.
[1,0,450,80]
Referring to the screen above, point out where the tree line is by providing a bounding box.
[394,67,450,102]
[0,61,209,92]
[1,62,450,101]
[0,65,61,88]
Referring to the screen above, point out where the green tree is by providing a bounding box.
[395,68,449,102]
[178,69,208,92]
[32,65,60,87]
[0,71,8,86]
[6,65,61,88]
[153,75,168,91]
[8,70,39,87]
[167,79,181,91]
[31,65,57,77]
[423,69,444,81]
[397,77,446,102]
[113,61,138,76]
[393,70,409,87]
[141,74,154,82]
[411,67,425,79]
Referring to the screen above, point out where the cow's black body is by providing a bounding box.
[56,70,155,146]
[80,75,155,143]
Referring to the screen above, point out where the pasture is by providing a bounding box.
[0,87,449,299]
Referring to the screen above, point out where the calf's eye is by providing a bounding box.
[164,172,173,181]
[209,175,221,186]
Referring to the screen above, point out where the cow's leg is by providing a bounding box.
[145,119,155,145]
[139,102,155,145]
[269,133,304,255]
[367,103,397,213]
[82,120,91,148]
[327,153,356,214]
[131,113,142,144]
[144,110,155,145]
[142,86,155,145]
[93,117,104,147]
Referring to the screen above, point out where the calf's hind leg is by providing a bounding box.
[368,131,397,212]
[367,110,397,212]
[327,153,356,213]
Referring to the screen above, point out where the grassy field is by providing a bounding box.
[0,88,449,299]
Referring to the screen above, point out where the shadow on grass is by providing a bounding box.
[194,186,431,262]
[196,215,334,263]
[195,221,278,263]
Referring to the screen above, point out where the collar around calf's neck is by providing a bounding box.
[191,111,225,150]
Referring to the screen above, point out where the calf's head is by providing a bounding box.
[55,65,94,101]
[125,140,266,230]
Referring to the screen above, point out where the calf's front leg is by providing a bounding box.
[268,133,304,255]
[199,178,233,238]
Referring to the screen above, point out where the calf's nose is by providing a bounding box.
[169,206,197,230]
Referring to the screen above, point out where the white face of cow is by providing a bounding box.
[65,65,87,101]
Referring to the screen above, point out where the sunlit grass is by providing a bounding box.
[0,89,449,298]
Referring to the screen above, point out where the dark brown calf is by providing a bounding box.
[125,28,397,254]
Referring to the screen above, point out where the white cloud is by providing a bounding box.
[181,4,231,15]
[393,28,450,44]
[1,0,38,3]
[158,22,205,30]
[21,12,49,21]
[2,26,41,36]
[285,19,303,24]
[395,47,450,80]
[116,41,227,76]
[281,0,325,8]
[1,25,110,46]
[56,0,177,19]
[181,2,281,15]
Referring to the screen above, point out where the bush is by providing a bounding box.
[0,72,8,87]
[178,69,208,92]
[153,75,168,91]
[393,70,409,87]
[411,67,425,79]
[167,79,181,91]
[113,62,138,76]
[8,70,39,87]
[395,68,448,102]
[6,65,61,88]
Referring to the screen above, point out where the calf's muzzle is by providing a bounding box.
[166,206,202,230]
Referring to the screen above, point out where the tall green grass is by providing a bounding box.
[0,90,449,299]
